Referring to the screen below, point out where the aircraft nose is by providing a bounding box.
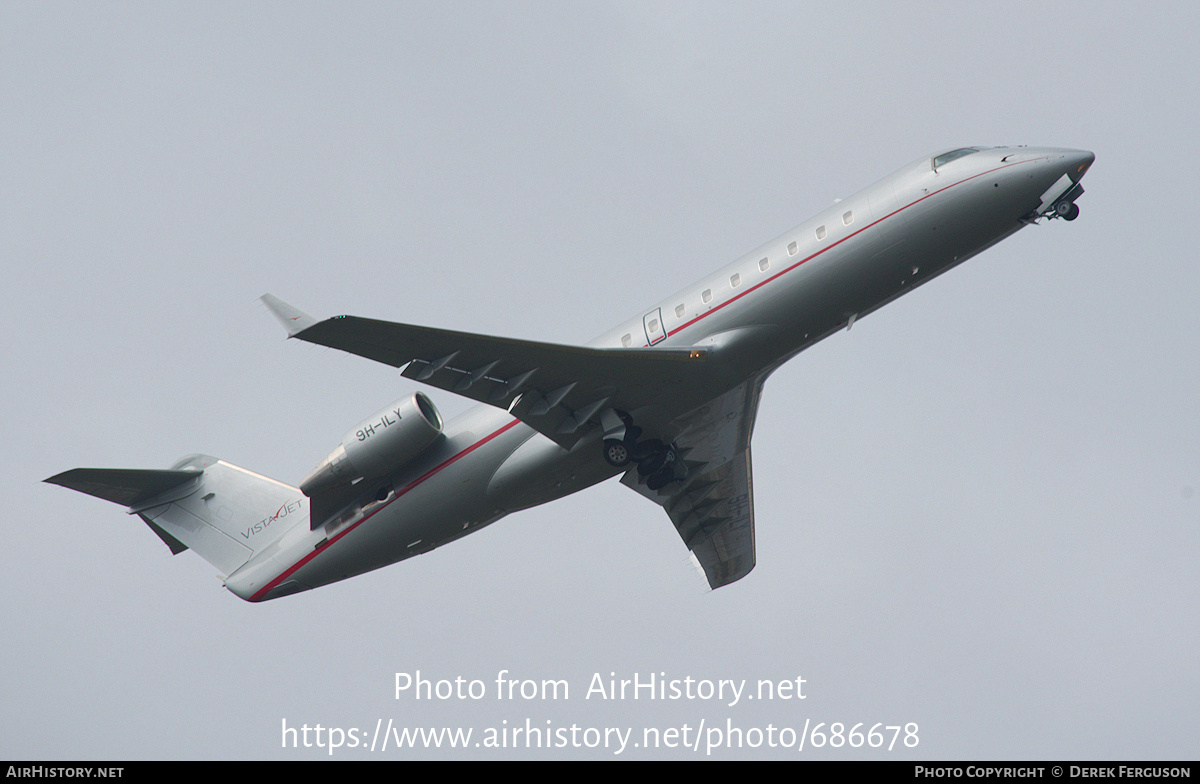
[1065,149,1095,183]
[1023,148,1092,222]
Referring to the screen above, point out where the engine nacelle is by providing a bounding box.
[299,392,443,498]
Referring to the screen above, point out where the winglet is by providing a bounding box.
[260,294,318,337]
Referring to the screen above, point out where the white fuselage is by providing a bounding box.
[224,146,1092,601]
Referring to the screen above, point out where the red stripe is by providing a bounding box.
[249,418,522,601]
[661,157,1042,341]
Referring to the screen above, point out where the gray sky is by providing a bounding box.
[4,1,1197,760]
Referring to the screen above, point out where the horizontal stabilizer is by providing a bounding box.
[138,513,189,555]
[45,468,201,508]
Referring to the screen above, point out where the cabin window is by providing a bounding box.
[621,333,632,347]
[702,288,712,304]
[758,257,769,272]
[730,273,741,288]
[787,241,798,256]
[816,225,826,240]
[675,303,685,318]
[842,210,853,225]
[647,318,659,333]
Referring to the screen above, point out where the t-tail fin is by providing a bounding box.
[46,454,308,577]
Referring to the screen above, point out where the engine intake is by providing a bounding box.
[299,392,443,498]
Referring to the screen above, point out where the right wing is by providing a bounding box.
[621,377,763,588]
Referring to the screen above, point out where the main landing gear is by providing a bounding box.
[603,438,632,468]
[601,413,685,492]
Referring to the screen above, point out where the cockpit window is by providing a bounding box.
[932,148,981,170]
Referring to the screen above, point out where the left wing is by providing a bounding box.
[262,295,735,450]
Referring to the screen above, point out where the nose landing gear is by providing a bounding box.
[1024,177,1085,224]
[1048,180,1085,222]
[1053,199,1080,221]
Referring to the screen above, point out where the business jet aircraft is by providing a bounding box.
[47,146,1093,601]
